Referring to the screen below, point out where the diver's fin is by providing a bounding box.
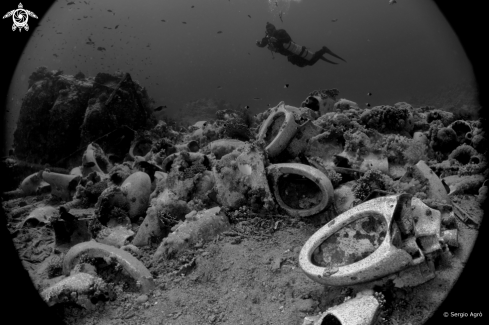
[320,56,338,65]
[322,46,347,62]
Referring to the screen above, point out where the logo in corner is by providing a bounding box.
[3,3,38,32]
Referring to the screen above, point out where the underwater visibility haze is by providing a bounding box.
[4,0,476,150]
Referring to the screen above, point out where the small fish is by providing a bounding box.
[389,0,397,5]
[115,25,119,29]
[253,97,261,100]
[366,103,371,107]
[191,6,194,8]
[275,1,278,7]
[53,53,58,57]
[83,162,96,168]
[217,31,222,34]
[279,11,283,23]
[284,84,289,88]
[217,86,222,89]
[108,10,113,13]
[97,47,106,51]
[244,105,250,109]
[161,19,166,22]
[332,19,338,22]
[367,92,372,96]
[67,2,75,5]
[248,52,250,55]
[154,105,167,111]
[248,15,251,18]
[182,22,187,24]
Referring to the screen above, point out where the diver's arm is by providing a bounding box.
[256,36,269,47]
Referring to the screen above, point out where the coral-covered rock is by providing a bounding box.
[300,88,339,116]
[359,105,414,135]
[334,98,359,111]
[14,67,91,165]
[431,127,458,154]
[81,72,156,158]
[14,68,156,166]
[427,109,455,126]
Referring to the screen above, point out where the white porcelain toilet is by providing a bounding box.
[266,163,334,217]
[299,194,425,286]
[257,101,298,157]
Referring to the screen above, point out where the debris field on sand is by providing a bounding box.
[1,68,485,325]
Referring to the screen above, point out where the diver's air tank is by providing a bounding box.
[283,42,314,60]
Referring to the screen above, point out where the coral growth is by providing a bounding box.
[430,126,458,155]
[359,105,414,135]
[448,144,478,165]
[352,170,392,202]
[74,71,86,80]
[403,141,430,165]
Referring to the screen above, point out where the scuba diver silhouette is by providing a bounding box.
[256,22,346,67]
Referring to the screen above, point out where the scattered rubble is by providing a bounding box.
[2,72,485,325]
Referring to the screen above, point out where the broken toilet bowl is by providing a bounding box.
[3,172,50,200]
[257,101,298,157]
[311,291,381,325]
[299,194,424,286]
[39,170,81,202]
[63,241,155,294]
[266,163,334,217]
[21,205,58,228]
[121,171,152,220]
[128,138,153,161]
[82,143,109,177]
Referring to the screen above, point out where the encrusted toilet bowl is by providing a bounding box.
[38,170,81,202]
[82,143,109,177]
[309,290,381,325]
[299,194,426,286]
[128,138,153,161]
[266,163,334,217]
[257,101,298,157]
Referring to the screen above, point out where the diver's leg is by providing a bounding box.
[319,56,338,64]
[309,47,334,65]
[322,45,347,62]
